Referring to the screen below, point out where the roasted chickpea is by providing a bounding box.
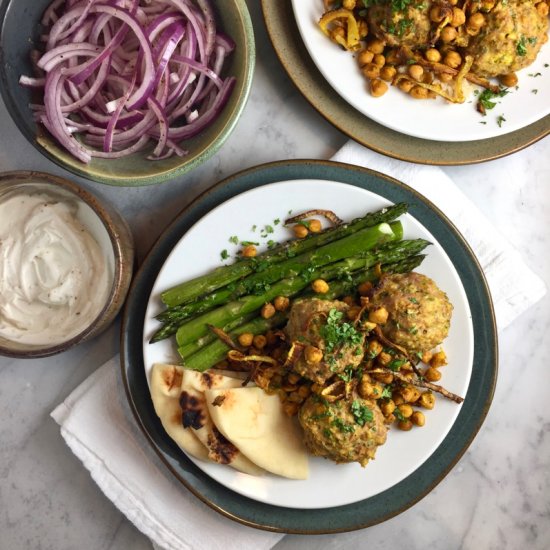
[370,78,389,97]
[440,26,458,43]
[398,419,413,431]
[358,19,369,38]
[362,62,380,79]
[347,305,362,320]
[367,339,384,358]
[357,49,374,67]
[450,7,466,27]
[308,219,322,233]
[367,37,385,54]
[304,345,323,364]
[380,65,397,81]
[253,334,267,349]
[293,224,308,238]
[421,350,434,364]
[397,403,413,418]
[377,351,392,366]
[368,306,389,324]
[411,411,426,427]
[342,295,355,306]
[282,401,300,416]
[500,73,518,87]
[298,385,311,399]
[393,393,405,406]
[358,379,376,399]
[439,72,454,83]
[398,79,415,93]
[372,371,394,384]
[241,244,257,257]
[380,399,396,416]
[286,372,301,385]
[425,48,442,63]
[261,302,276,319]
[467,12,485,30]
[408,64,424,81]
[537,1,549,16]
[238,332,254,347]
[400,385,418,403]
[357,281,373,296]
[429,5,446,22]
[430,350,448,368]
[342,0,356,9]
[311,279,329,294]
[410,85,429,99]
[444,51,462,69]
[424,367,442,382]
[418,391,436,409]
[385,49,400,65]
[373,54,386,67]
[273,295,290,311]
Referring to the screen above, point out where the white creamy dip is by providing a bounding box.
[0,189,111,346]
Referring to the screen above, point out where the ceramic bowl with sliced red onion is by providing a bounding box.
[0,0,254,186]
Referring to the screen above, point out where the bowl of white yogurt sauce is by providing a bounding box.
[0,171,134,357]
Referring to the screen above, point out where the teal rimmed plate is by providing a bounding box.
[121,160,497,533]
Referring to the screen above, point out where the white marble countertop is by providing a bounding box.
[1,2,549,549]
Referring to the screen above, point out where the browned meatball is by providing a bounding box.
[368,0,434,47]
[466,0,548,77]
[299,393,387,466]
[369,272,453,353]
[285,298,365,385]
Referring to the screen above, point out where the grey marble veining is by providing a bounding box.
[1,1,549,549]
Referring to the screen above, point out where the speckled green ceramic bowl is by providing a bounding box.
[0,1,255,186]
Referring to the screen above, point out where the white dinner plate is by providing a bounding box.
[143,179,473,509]
[291,0,550,142]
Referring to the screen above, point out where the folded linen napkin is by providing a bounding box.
[51,142,547,550]
[331,141,547,330]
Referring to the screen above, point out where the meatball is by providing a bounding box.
[299,393,387,466]
[368,0,433,48]
[285,298,365,385]
[466,0,548,77]
[369,272,453,353]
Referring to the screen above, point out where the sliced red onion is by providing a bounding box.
[21,0,236,164]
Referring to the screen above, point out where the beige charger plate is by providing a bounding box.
[261,0,550,165]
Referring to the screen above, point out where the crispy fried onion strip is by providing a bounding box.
[370,367,464,404]
[284,341,306,368]
[207,324,241,351]
[321,379,348,402]
[227,350,279,366]
[285,209,344,227]
[318,9,360,51]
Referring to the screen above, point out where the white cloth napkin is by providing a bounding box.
[51,141,547,550]
[331,141,547,330]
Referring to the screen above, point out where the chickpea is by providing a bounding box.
[408,64,424,81]
[358,20,369,38]
[500,72,518,87]
[537,1,549,16]
[273,295,290,311]
[253,334,267,349]
[342,0,356,8]
[400,385,418,403]
[410,85,429,99]
[421,350,434,364]
[380,399,396,416]
[440,26,458,43]
[282,401,300,416]
[367,339,384,358]
[347,305,362,320]
[357,49,374,67]
[425,48,442,63]
[398,419,413,431]
[411,411,426,427]
[293,224,308,238]
[467,12,485,30]
[304,345,323,364]
[439,72,454,83]
[444,51,462,69]
[298,385,311,399]
[418,391,435,409]
[450,7,466,27]
[362,62,380,79]
[373,54,386,67]
[311,279,329,294]
[367,38,385,54]
[372,371,394,384]
[398,79,415,93]
[238,332,254,347]
[368,306,389,324]
[393,394,405,406]
[357,281,373,296]
[429,5,446,22]
[424,367,442,382]
[358,379,376,399]
[397,403,413,418]
[241,244,257,258]
[380,65,397,81]
[385,413,396,424]
[308,219,322,233]
[261,302,276,319]
[430,350,448,368]
[371,76,390,97]
[377,351,392,366]
[342,295,355,306]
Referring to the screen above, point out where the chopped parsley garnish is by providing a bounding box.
[264,224,274,234]
[332,417,355,433]
[380,385,393,399]
[497,115,506,128]
[240,240,259,246]
[528,72,542,77]
[387,358,407,371]
[228,235,239,245]
[516,36,528,56]
[320,309,363,353]
[394,408,406,422]
[351,400,373,426]
[532,89,538,94]
[409,297,418,304]
[267,239,277,249]
[220,249,229,260]
[274,218,280,225]
[477,87,509,112]
[251,224,257,232]
[338,365,355,382]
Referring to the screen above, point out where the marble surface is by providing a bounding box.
[0,2,549,549]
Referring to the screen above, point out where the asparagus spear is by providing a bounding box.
[182,255,426,372]
[151,223,403,343]
[160,203,408,308]
[175,237,428,347]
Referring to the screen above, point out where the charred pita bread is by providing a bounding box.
[205,386,309,480]
[150,364,263,476]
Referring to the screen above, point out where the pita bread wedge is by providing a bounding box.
[179,369,264,476]
[205,386,309,480]
[150,363,208,461]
